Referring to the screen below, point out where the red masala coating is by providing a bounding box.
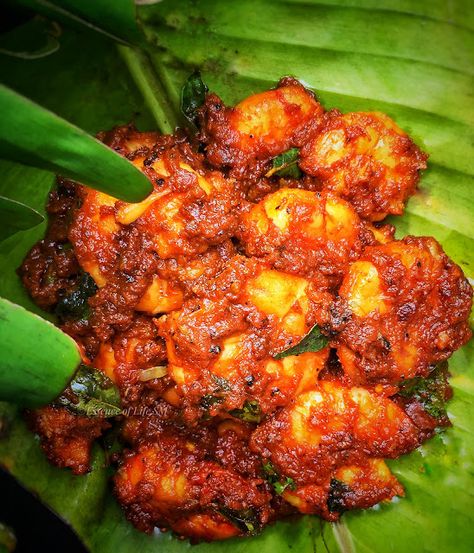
[27,406,109,475]
[237,188,376,281]
[158,255,333,418]
[299,111,428,221]
[93,315,167,395]
[251,381,420,482]
[114,429,272,539]
[198,77,323,179]
[331,236,473,384]
[250,381,418,517]
[18,179,80,310]
[17,79,472,541]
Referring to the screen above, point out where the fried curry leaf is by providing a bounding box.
[274,324,328,360]
[200,394,224,410]
[398,363,450,419]
[181,70,208,124]
[229,399,262,423]
[274,480,295,496]
[262,461,296,495]
[55,271,98,322]
[267,148,302,178]
[56,365,121,418]
[327,478,351,514]
[218,507,260,535]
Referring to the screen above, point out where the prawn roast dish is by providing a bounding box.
[19,77,472,541]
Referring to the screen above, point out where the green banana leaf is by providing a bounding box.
[0,196,43,241]
[0,1,473,552]
[0,16,61,60]
[0,298,80,407]
[0,84,152,203]
[9,0,143,45]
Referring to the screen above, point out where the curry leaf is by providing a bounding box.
[0,84,153,203]
[397,363,450,419]
[266,148,302,178]
[262,461,296,495]
[181,70,208,124]
[0,196,43,242]
[274,324,328,360]
[55,271,98,322]
[56,365,121,418]
[0,298,80,408]
[229,400,262,423]
[218,507,260,535]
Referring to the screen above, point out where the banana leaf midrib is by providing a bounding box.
[117,45,181,134]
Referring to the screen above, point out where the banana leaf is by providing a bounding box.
[8,0,143,45]
[0,298,80,407]
[0,84,152,203]
[0,1,473,552]
[0,16,61,60]
[0,196,43,241]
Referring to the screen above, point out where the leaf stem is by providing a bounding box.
[118,45,182,133]
[332,520,356,553]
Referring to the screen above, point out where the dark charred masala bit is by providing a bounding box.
[229,400,262,423]
[327,478,350,514]
[328,299,352,331]
[16,75,472,542]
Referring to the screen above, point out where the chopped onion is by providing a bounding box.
[138,366,168,382]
